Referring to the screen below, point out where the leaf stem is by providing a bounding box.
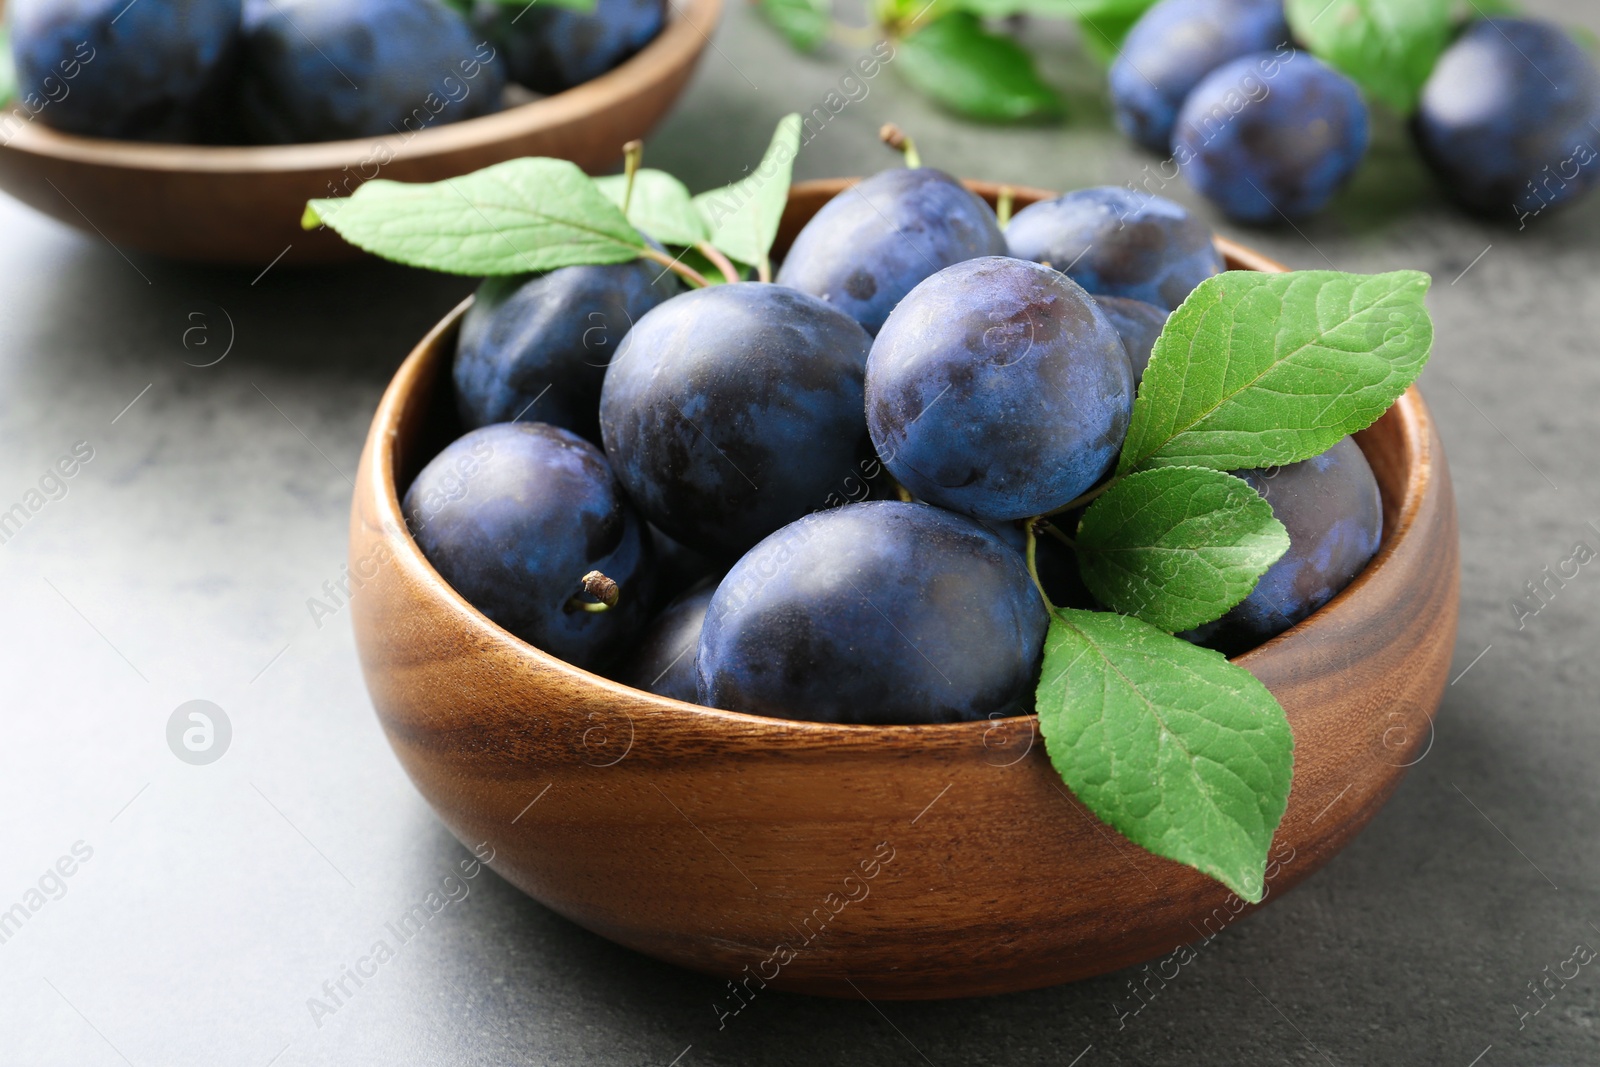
[829,21,880,47]
[878,123,921,169]
[1041,519,1076,550]
[755,254,773,284]
[1046,475,1120,517]
[996,185,1015,230]
[695,241,740,284]
[641,246,712,289]
[1024,518,1056,612]
[621,139,644,215]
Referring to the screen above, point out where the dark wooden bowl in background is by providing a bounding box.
[0,0,721,266]
[348,179,1460,999]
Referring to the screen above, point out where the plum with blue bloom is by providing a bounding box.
[1173,52,1369,223]
[9,0,240,140]
[867,256,1134,522]
[696,502,1049,724]
[403,421,651,669]
[454,261,679,442]
[1110,0,1291,154]
[598,282,873,557]
[776,166,1007,336]
[1004,187,1224,312]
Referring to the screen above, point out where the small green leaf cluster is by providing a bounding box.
[302,114,803,286]
[757,0,1165,121]
[1037,268,1434,901]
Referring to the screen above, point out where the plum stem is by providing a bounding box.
[621,139,644,215]
[1041,520,1076,551]
[641,246,713,288]
[878,123,921,169]
[829,21,879,47]
[996,185,1015,229]
[566,570,621,613]
[755,255,773,283]
[1023,519,1056,612]
[1046,476,1119,517]
[695,241,740,284]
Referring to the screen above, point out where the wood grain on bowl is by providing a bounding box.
[0,0,721,265]
[349,181,1458,999]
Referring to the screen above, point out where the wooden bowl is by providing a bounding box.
[349,179,1459,1000]
[0,0,721,266]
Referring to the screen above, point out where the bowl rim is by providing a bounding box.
[361,183,1437,741]
[0,0,723,173]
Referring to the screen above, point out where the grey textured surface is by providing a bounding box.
[3,3,1599,1064]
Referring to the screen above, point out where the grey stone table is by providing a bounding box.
[3,3,1598,1063]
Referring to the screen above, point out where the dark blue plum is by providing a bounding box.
[454,261,678,442]
[619,581,715,702]
[599,283,873,558]
[1005,187,1223,311]
[1414,18,1600,221]
[866,256,1134,522]
[697,502,1049,724]
[1093,295,1168,384]
[1174,52,1370,223]
[1184,435,1382,656]
[403,422,650,668]
[9,0,239,141]
[1110,0,1291,153]
[237,0,504,144]
[775,167,1007,336]
[473,0,664,94]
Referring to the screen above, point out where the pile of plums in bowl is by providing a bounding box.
[404,162,1383,724]
[6,0,665,144]
[336,126,1453,992]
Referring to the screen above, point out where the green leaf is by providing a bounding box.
[595,169,708,247]
[1455,0,1516,13]
[1117,270,1433,475]
[1285,0,1453,112]
[947,0,1152,18]
[895,12,1065,122]
[1076,467,1289,633]
[1037,609,1294,902]
[691,113,802,274]
[1074,7,1151,63]
[758,0,833,51]
[0,26,15,109]
[303,157,646,276]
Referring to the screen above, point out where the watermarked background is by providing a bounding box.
[2,1,1599,1064]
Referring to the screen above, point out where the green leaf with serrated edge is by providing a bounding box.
[1117,270,1433,476]
[595,169,708,247]
[691,113,802,273]
[304,158,646,276]
[759,0,832,51]
[895,13,1065,122]
[1037,609,1294,901]
[1286,0,1452,112]
[1076,467,1289,633]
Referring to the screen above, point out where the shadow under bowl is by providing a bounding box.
[0,0,722,266]
[348,179,1460,999]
